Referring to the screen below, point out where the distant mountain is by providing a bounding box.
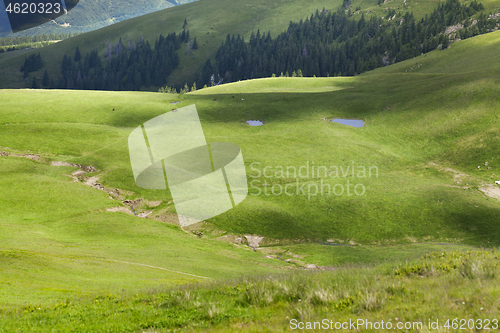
[0,0,196,37]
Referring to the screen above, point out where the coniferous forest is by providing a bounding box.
[20,53,43,75]
[27,0,500,91]
[56,31,185,90]
[195,0,488,87]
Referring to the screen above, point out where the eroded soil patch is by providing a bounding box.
[429,162,500,201]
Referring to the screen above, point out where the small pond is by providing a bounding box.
[329,118,364,128]
[246,120,263,126]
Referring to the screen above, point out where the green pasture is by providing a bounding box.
[1,249,499,332]
[1,27,500,331]
[0,157,287,308]
[2,32,500,246]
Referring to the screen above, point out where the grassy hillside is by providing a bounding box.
[0,0,349,89]
[2,30,500,243]
[366,29,500,75]
[0,91,295,310]
[2,0,498,90]
[0,154,289,306]
[1,248,498,332]
[1,15,500,333]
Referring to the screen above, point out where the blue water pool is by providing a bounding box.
[329,118,364,127]
[246,120,264,126]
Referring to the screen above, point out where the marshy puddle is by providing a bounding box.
[329,118,364,128]
[246,120,263,126]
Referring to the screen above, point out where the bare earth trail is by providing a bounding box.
[429,162,500,200]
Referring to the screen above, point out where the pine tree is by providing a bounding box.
[192,37,198,49]
[74,46,81,62]
[42,70,49,86]
[20,53,43,73]
[118,38,124,55]
[31,76,37,89]
[442,35,449,49]
[105,43,112,57]
[144,71,151,87]
[183,18,188,29]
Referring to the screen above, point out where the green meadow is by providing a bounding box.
[1,18,500,332]
[1,248,499,332]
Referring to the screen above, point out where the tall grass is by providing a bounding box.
[1,249,498,332]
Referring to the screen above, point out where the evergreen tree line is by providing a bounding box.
[25,4,498,92]
[55,31,187,90]
[29,70,54,89]
[20,53,43,75]
[194,0,490,87]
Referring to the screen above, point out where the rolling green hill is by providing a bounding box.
[1,1,500,331]
[2,0,498,91]
[1,28,500,304]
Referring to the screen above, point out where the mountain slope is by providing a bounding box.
[1,23,500,331]
[1,0,499,91]
[2,30,500,244]
[0,0,344,88]
[0,0,196,37]
[7,0,496,89]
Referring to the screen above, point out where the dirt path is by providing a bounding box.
[51,161,98,172]
[429,162,467,184]
[106,207,134,215]
[0,150,40,161]
[0,151,146,217]
[479,186,500,200]
[429,162,500,201]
